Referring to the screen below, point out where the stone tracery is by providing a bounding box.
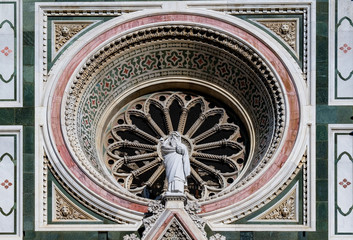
[104,92,247,200]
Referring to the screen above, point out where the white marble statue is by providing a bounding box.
[161,131,190,194]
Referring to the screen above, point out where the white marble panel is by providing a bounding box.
[0,127,22,239]
[0,2,15,100]
[330,0,353,104]
[336,146,353,233]
[329,125,353,239]
[337,14,353,98]
[0,136,14,233]
[0,0,21,107]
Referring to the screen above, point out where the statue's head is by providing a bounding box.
[170,131,181,143]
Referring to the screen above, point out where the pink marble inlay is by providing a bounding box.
[339,43,352,53]
[50,13,300,213]
[1,179,13,189]
[339,178,351,188]
[0,46,12,56]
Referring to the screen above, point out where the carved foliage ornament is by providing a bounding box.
[53,185,98,221]
[259,186,297,221]
[209,233,226,240]
[54,23,91,52]
[185,201,206,237]
[123,234,140,240]
[142,201,165,238]
[256,20,297,53]
[162,218,193,240]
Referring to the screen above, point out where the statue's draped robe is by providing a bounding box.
[161,137,190,192]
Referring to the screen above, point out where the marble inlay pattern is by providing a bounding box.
[0,1,20,106]
[0,127,22,239]
[336,134,353,233]
[330,0,353,104]
[329,125,353,238]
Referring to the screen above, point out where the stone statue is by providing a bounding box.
[161,131,190,194]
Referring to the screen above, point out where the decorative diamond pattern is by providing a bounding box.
[339,44,352,53]
[1,179,13,189]
[339,178,352,188]
[0,47,12,56]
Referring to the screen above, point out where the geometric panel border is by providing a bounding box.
[329,0,353,105]
[329,124,353,239]
[0,0,22,107]
[0,126,22,240]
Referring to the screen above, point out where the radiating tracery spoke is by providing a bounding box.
[104,91,248,200]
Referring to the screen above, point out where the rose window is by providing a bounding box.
[104,91,249,200]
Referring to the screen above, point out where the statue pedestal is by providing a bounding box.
[163,193,187,209]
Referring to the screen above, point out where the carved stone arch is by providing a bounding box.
[41,9,309,230]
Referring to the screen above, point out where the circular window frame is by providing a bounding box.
[43,11,305,224]
[96,78,256,200]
